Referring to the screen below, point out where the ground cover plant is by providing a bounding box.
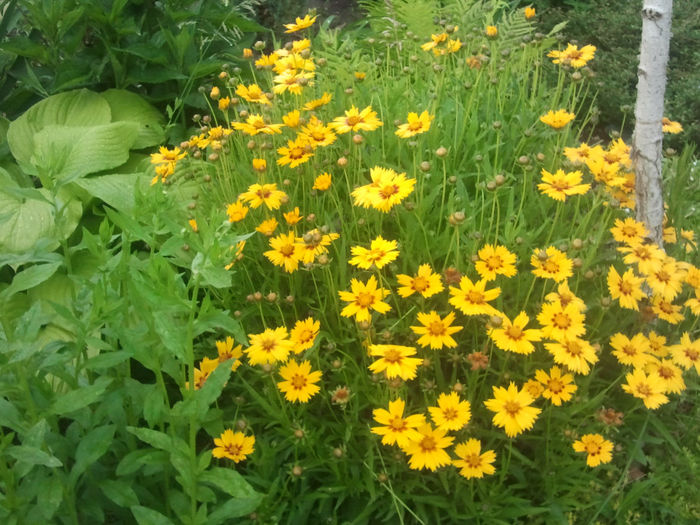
[0,1,698,523]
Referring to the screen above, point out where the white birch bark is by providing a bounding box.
[632,0,673,248]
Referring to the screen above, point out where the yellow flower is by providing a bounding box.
[368,344,422,380]
[150,146,186,165]
[539,109,576,129]
[338,275,391,323]
[537,300,586,341]
[548,43,596,68]
[188,219,198,232]
[523,379,544,399]
[282,109,301,128]
[395,110,434,139]
[544,281,586,311]
[610,217,648,245]
[232,114,284,135]
[216,336,243,371]
[245,327,293,365]
[218,97,230,110]
[371,399,425,448]
[535,366,577,406]
[545,338,598,375]
[239,183,287,210]
[256,218,278,236]
[403,424,454,471]
[428,392,471,431]
[283,207,303,226]
[397,264,444,298]
[297,228,339,264]
[453,439,497,479]
[191,357,219,390]
[243,48,253,58]
[661,117,683,134]
[670,332,700,374]
[349,236,399,270]
[289,317,320,353]
[474,244,517,281]
[607,266,645,310]
[209,86,220,100]
[291,38,311,53]
[538,169,590,201]
[224,241,246,270]
[448,276,501,316]
[643,258,685,301]
[484,383,541,438]
[264,231,303,273]
[235,83,270,105]
[312,172,332,191]
[351,166,416,212]
[531,246,573,282]
[411,311,462,350]
[572,434,612,467]
[488,311,542,355]
[277,360,322,403]
[646,359,685,394]
[252,158,267,172]
[421,33,448,52]
[284,14,318,33]
[226,200,249,222]
[255,52,279,69]
[564,142,596,165]
[303,92,332,111]
[212,429,254,463]
[524,6,536,19]
[485,25,498,37]
[617,241,664,275]
[298,115,337,148]
[329,105,383,134]
[621,369,669,409]
[273,69,315,95]
[354,71,366,80]
[650,295,683,324]
[277,137,314,168]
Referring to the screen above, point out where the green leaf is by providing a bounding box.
[100,479,140,508]
[126,427,172,451]
[130,505,173,525]
[70,425,116,482]
[4,445,63,467]
[50,376,112,415]
[82,350,132,370]
[101,89,166,149]
[191,252,231,289]
[143,387,164,428]
[193,310,247,344]
[74,173,149,213]
[200,466,262,501]
[171,364,231,419]
[0,261,61,300]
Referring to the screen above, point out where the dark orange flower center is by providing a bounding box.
[356,292,375,308]
[389,417,407,431]
[279,244,295,257]
[420,436,437,452]
[543,259,561,273]
[547,378,565,394]
[290,374,307,389]
[429,321,446,336]
[412,276,429,291]
[505,325,523,340]
[346,115,362,126]
[504,400,521,416]
[467,290,484,304]
[383,349,402,363]
[463,454,482,468]
[486,255,503,270]
[553,313,571,329]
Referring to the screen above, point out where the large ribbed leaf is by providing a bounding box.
[101,89,165,149]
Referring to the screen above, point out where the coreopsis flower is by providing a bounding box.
[191,357,219,390]
[255,52,279,69]
[397,264,444,298]
[330,105,383,134]
[661,117,683,134]
[277,137,314,168]
[686,289,700,316]
[539,109,575,129]
[256,218,278,236]
[545,337,598,375]
[572,434,613,467]
[235,83,270,105]
[523,379,544,398]
[284,14,317,33]
[411,311,462,350]
[395,111,434,138]
[449,276,501,316]
[484,383,541,438]
[216,336,243,371]
[421,32,448,52]
[338,275,391,323]
[349,236,399,270]
[428,392,471,431]
[351,166,416,212]
[647,331,669,358]
[371,399,425,447]
[537,300,586,341]
[354,71,366,80]
[474,244,517,281]
[264,231,303,273]
[564,142,596,165]
[368,344,422,380]
[312,172,332,191]
[299,115,337,148]
[273,53,315,73]
[226,200,249,222]
[596,408,624,426]
[403,424,454,471]
[330,385,351,405]
[670,333,700,374]
[289,317,320,353]
[232,114,284,135]
[488,311,542,355]
[531,247,573,282]
[586,157,626,187]
[535,366,577,406]
[485,25,498,37]
[252,158,267,172]
[544,281,586,312]
[151,146,187,166]
[548,43,596,68]
[283,207,303,226]
[607,266,645,310]
[239,183,286,210]
[610,217,648,245]
[643,259,685,301]
[218,97,230,110]
[297,228,339,264]
[538,169,590,201]
[282,109,302,128]
[524,6,536,19]
[621,369,669,409]
[617,241,664,275]
[212,429,255,463]
[303,92,332,111]
[650,295,683,324]
[245,327,293,365]
[242,48,253,58]
[277,360,322,402]
[151,162,174,185]
[454,439,497,479]
[273,70,315,95]
[646,359,686,394]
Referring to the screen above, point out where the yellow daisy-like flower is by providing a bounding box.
[650,295,683,324]
[428,392,471,431]
[252,158,267,172]
[255,52,279,69]
[245,327,293,365]
[188,219,198,232]
[607,266,645,310]
[548,43,596,68]
[485,25,498,37]
[661,117,683,134]
[538,169,590,201]
[272,70,315,95]
[218,96,230,110]
[484,382,541,438]
[191,357,219,390]
[395,110,434,139]
[537,300,586,342]
[283,207,303,226]
[539,109,575,129]
[646,358,685,394]
[282,109,301,128]
[150,146,187,165]
[544,281,586,312]
[329,105,383,134]
[454,439,497,479]
[535,366,577,406]
[232,114,284,136]
[371,398,425,448]
[264,231,303,273]
[564,142,597,165]
[610,217,648,245]
[297,228,339,264]
[531,246,573,282]
[545,337,598,375]
[289,317,320,353]
[256,218,278,236]
[397,264,444,298]
[403,424,454,471]
[448,276,501,317]
[235,83,270,105]
[647,331,669,358]
[488,311,542,355]
[572,434,612,467]
[216,336,243,371]
[224,241,246,270]
[421,32,448,52]
[643,259,685,301]
[524,6,536,19]
[670,332,700,374]
[212,429,255,463]
[338,275,391,323]
[239,183,287,210]
[284,14,318,33]
[617,241,664,275]
[474,244,517,281]
[411,311,462,350]
[299,116,337,148]
[368,344,422,380]
[303,92,332,111]
[277,360,322,403]
[351,166,416,213]
[349,236,399,270]
[621,368,669,409]
[226,200,249,222]
[277,137,314,168]
[523,379,544,399]
[312,172,332,191]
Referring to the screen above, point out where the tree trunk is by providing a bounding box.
[632,0,673,248]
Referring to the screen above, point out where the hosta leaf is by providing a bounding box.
[101,89,165,149]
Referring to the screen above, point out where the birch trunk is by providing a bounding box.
[632,0,673,248]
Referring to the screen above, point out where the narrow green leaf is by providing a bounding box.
[100,479,140,508]
[50,376,112,415]
[4,445,63,467]
[130,505,173,525]
[0,261,61,300]
[70,425,116,482]
[126,427,173,451]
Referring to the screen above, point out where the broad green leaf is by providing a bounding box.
[199,467,262,502]
[191,252,232,289]
[100,479,140,508]
[208,496,264,524]
[7,89,111,174]
[101,89,166,149]
[171,364,231,419]
[70,425,116,482]
[130,505,173,525]
[50,376,112,415]
[0,261,61,300]
[193,310,247,344]
[82,350,132,370]
[126,427,172,451]
[4,445,63,467]
[75,172,149,213]
[142,387,164,428]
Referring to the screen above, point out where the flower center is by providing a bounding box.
[420,436,437,452]
[383,349,402,363]
[412,276,429,291]
[429,321,446,336]
[547,378,564,394]
[622,345,636,356]
[291,374,307,389]
[379,184,400,199]
[442,408,458,420]
[356,292,375,308]
[543,259,560,273]
[486,255,502,270]
[346,115,362,126]
[467,290,484,304]
[618,280,633,294]
[622,226,639,238]
[280,244,296,257]
[408,121,423,131]
[636,383,653,397]
[565,340,582,356]
[504,400,521,416]
[657,366,674,379]
[464,454,481,468]
[505,325,523,340]
[685,349,699,361]
[553,313,571,329]
[389,417,407,431]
